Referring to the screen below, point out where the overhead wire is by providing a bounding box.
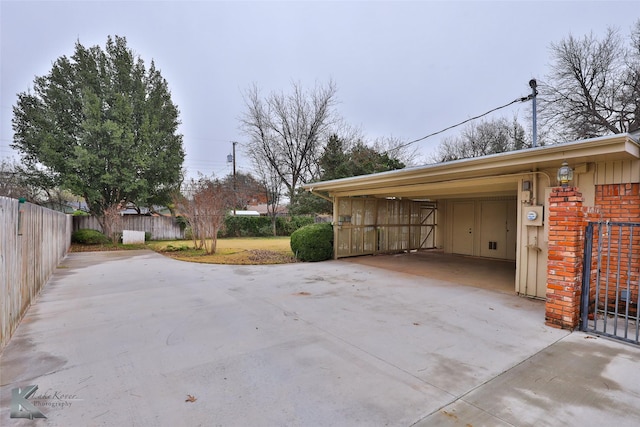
[390,95,534,153]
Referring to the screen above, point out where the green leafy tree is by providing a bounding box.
[319,135,405,180]
[318,134,351,181]
[288,188,332,215]
[290,134,406,214]
[348,142,405,176]
[12,35,184,239]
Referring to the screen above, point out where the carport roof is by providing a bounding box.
[303,134,640,199]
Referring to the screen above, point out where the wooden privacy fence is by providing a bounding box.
[73,215,185,240]
[1,196,72,350]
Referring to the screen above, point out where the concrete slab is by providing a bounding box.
[343,251,516,294]
[416,332,640,426]
[1,250,638,426]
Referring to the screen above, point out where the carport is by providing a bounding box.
[303,134,640,299]
[343,251,517,294]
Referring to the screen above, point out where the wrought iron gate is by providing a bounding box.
[581,221,640,345]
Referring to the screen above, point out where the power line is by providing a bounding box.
[392,95,534,153]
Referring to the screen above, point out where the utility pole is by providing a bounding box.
[529,79,538,148]
[232,141,237,216]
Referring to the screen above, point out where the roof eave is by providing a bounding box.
[303,134,639,193]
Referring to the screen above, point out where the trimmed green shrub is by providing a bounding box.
[290,223,334,262]
[220,215,316,237]
[278,216,314,235]
[222,215,271,237]
[257,225,274,237]
[184,226,193,240]
[71,229,110,245]
[144,231,152,241]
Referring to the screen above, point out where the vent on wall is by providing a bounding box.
[488,241,497,250]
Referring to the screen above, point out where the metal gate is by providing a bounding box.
[581,221,640,345]
[419,202,437,250]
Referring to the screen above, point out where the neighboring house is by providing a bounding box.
[120,203,174,216]
[303,133,640,332]
[120,206,154,215]
[246,203,289,217]
[232,210,261,217]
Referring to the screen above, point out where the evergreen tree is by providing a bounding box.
[12,36,184,238]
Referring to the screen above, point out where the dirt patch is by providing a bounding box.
[158,247,297,265]
[246,249,297,264]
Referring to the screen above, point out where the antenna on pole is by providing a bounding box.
[529,79,538,148]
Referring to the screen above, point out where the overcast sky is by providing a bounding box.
[1,0,638,178]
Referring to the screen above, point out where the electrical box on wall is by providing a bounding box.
[524,205,544,226]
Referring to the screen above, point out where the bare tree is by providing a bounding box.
[540,21,640,141]
[102,203,123,243]
[431,117,528,162]
[0,159,33,200]
[174,180,201,249]
[222,172,267,209]
[254,160,283,236]
[174,176,232,254]
[372,135,421,167]
[625,21,640,132]
[240,80,339,203]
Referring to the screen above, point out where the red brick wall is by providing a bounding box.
[546,184,640,330]
[546,187,585,329]
[595,183,640,221]
[589,184,640,317]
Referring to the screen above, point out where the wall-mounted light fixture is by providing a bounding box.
[557,161,573,187]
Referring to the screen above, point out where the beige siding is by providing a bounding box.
[595,160,640,185]
[515,176,549,299]
[575,164,595,206]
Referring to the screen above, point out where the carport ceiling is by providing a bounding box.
[304,134,639,199]
[332,175,519,200]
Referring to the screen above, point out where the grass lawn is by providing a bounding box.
[70,237,297,265]
[147,236,296,265]
[70,237,296,265]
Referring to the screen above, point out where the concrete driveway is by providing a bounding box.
[1,250,640,426]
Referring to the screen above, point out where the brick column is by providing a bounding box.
[546,187,585,329]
